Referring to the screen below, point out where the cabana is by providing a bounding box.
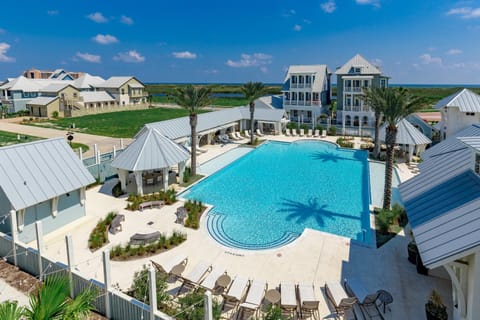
[379,118,431,162]
[111,128,190,196]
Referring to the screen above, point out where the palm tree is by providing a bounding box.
[381,88,423,209]
[172,85,213,177]
[0,301,24,320]
[241,82,266,145]
[361,87,388,159]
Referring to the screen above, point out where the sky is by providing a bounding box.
[0,0,480,84]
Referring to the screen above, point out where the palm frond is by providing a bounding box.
[26,275,69,320]
[0,301,25,320]
[241,81,266,103]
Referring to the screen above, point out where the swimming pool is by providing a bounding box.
[181,141,372,250]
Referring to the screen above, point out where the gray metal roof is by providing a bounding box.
[0,138,95,211]
[73,73,105,89]
[95,76,143,88]
[111,128,190,171]
[335,54,382,75]
[282,65,329,92]
[400,170,480,268]
[80,91,115,103]
[457,136,480,152]
[40,83,72,93]
[26,96,59,106]
[379,118,431,145]
[433,88,480,112]
[139,107,285,140]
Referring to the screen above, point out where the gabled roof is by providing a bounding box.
[26,96,59,106]
[80,91,115,103]
[433,88,480,112]
[282,65,330,92]
[0,76,43,91]
[111,128,190,171]
[40,83,74,93]
[96,76,142,88]
[0,138,95,211]
[458,136,480,152]
[73,73,105,89]
[335,54,382,75]
[379,118,431,145]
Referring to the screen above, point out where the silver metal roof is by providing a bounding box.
[111,128,190,171]
[96,76,143,88]
[40,83,72,93]
[26,96,59,106]
[0,138,95,211]
[434,88,480,112]
[80,91,115,103]
[379,118,431,145]
[139,107,285,140]
[282,65,329,92]
[335,54,382,75]
[457,136,480,152]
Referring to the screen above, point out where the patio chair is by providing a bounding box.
[298,283,319,319]
[321,130,327,138]
[325,282,358,316]
[175,207,187,224]
[344,278,382,318]
[285,128,291,136]
[235,132,244,139]
[151,254,188,279]
[307,129,313,137]
[244,130,251,138]
[256,129,264,137]
[238,279,267,319]
[291,129,297,136]
[179,260,212,293]
[299,129,305,136]
[200,265,229,293]
[280,282,298,317]
[313,129,320,137]
[222,276,249,311]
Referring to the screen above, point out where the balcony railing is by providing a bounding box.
[344,87,363,93]
[343,105,372,112]
[290,83,312,89]
[284,100,320,106]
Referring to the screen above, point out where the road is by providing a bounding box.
[0,117,133,158]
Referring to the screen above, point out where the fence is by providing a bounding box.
[82,144,125,183]
[0,230,173,320]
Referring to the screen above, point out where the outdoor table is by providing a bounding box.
[265,289,281,305]
[216,274,231,291]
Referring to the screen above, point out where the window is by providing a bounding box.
[466,112,475,116]
[293,110,298,117]
[475,153,480,174]
[345,115,351,126]
[362,116,369,126]
[291,76,297,84]
[73,93,78,98]
[354,67,361,73]
[121,89,125,95]
[363,80,369,88]
[380,79,387,88]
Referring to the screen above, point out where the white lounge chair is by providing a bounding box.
[235,132,243,139]
[280,282,298,317]
[298,283,320,318]
[222,276,249,311]
[285,128,291,136]
[238,279,267,318]
[197,146,208,153]
[325,282,358,316]
[321,129,327,138]
[200,265,228,292]
[307,129,313,137]
[151,255,187,278]
[180,261,212,292]
[314,129,320,137]
[299,129,305,136]
[244,130,251,138]
[256,129,264,137]
[291,129,297,136]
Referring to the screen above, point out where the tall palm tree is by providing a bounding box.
[361,87,388,159]
[382,87,423,209]
[172,85,213,177]
[241,82,266,145]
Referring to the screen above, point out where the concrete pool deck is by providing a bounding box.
[32,134,450,319]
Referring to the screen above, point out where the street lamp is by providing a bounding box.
[66,132,74,146]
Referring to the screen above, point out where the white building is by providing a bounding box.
[434,88,480,140]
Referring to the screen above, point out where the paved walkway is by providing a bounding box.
[0,117,132,157]
[0,279,29,307]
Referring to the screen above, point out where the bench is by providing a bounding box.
[130,231,161,245]
[139,200,164,211]
[109,214,125,235]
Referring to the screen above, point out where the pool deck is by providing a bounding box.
[33,133,450,319]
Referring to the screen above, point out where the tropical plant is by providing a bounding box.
[360,87,388,159]
[0,301,24,320]
[376,88,423,209]
[128,265,171,310]
[172,85,213,177]
[425,290,448,320]
[22,274,97,320]
[1,105,8,119]
[176,289,221,320]
[241,82,266,145]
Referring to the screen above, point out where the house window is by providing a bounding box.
[121,89,125,95]
[362,116,369,126]
[73,93,77,98]
[291,76,297,84]
[354,67,361,73]
[363,80,369,88]
[380,79,387,88]
[293,110,298,117]
[345,115,351,126]
[475,154,480,174]
[466,112,475,116]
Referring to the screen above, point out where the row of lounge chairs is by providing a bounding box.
[285,128,327,138]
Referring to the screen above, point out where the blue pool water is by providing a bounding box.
[182,141,372,250]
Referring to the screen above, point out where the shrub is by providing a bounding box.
[286,122,298,130]
[300,124,309,131]
[183,167,191,183]
[51,110,59,119]
[128,265,171,311]
[184,200,206,229]
[328,126,337,136]
[126,188,177,210]
[425,290,447,320]
[112,181,124,197]
[176,289,221,320]
[315,125,325,131]
[336,137,354,148]
[375,204,406,235]
[88,211,117,250]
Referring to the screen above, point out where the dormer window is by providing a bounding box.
[354,67,361,73]
[475,153,480,174]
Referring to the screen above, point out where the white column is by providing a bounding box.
[65,235,75,298]
[113,145,117,159]
[78,147,83,161]
[120,138,124,149]
[149,266,157,320]
[35,221,44,281]
[162,167,169,191]
[467,253,480,320]
[342,113,346,135]
[408,145,414,162]
[178,161,186,183]
[10,209,17,266]
[93,144,99,164]
[134,171,143,196]
[103,250,111,319]
[359,118,362,137]
[118,169,128,192]
[204,291,213,320]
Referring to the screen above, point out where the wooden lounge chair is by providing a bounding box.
[151,254,188,279]
[298,283,319,319]
[238,279,267,319]
[222,276,249,312]
[280,282,298,317]
[313,129,320,137]
[179,261,212,293]
[325,282,358,316]
[235,132,244,139]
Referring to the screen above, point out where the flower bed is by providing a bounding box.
[126,189,177,211]
[88,212,117,251]
[184,200,207,229]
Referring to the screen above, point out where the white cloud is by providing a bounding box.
[446,48,463,55]
[120,15,134,25]
[93,34,118,45]
[87,12,108,23]
[293,24,302,31]
[226,53,272,68]
[356,0,381,7]
[47,10,59,16]
[282,9,296,17]
[172,51,197,59]
[260,67,268,74]
[0,43,15,62]
[113,50,145,63]
[447,7,480,18]
[204,69,219,74]
[321,0,336,13]
[303,19,312,24]
[76,52,101,63]
[419,53,442,65]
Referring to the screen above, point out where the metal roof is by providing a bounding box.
[282,65,329,92]
[73,73,105,89]
[111,128,190,171]
[0,138,95,211]
[95,76,143,88]
[457,136,480,152]
[379,118,431,145]
[40,83,73,93]
[400,170,480,268]
[26,96,59,106]
[335,54,382,75]
[80,91,115,103]
[433,88,480,112]
[139,107,285,140]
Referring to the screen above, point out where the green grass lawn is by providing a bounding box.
[28,107,209,138]
[0,131,42,147]
[152,95,248,107]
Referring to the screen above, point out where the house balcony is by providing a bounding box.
[343,105,371,112]
[344,87,363,93]
[290,83,312,89]
[284,100,320,107]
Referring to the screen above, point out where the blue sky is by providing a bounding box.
[0,0,479,84]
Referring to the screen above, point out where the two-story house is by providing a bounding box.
[282,65,331,126]
[336,54,388,131]
[94,76,147,106]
